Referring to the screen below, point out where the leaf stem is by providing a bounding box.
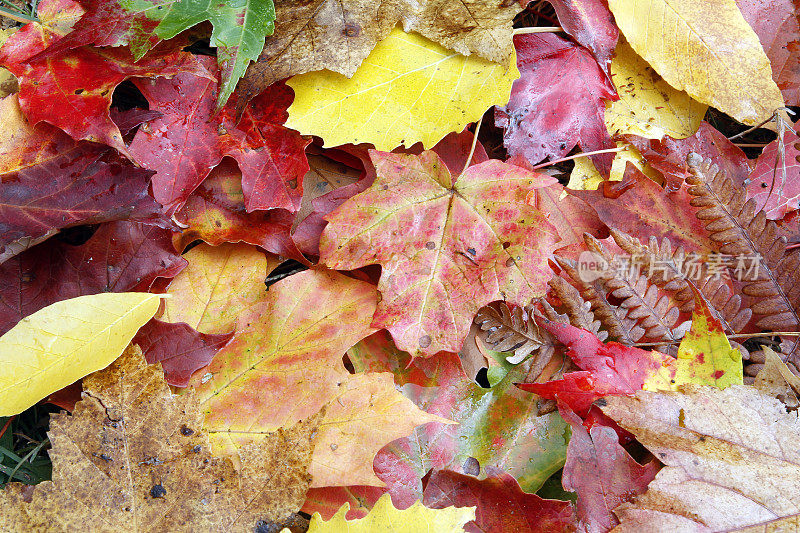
[513,26,563,35]
[0,4,38,23]
[461,116,483,176]
[531,146,625,169]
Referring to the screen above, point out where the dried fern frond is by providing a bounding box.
[475,303,544,363]
[548,275,607,340]
[687,154,800,361]
[583,234,684,343]
[610,229,752,333]
[554,256,645,344]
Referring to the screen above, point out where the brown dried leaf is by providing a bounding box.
[0,345,315,533]
[237,0,522,107]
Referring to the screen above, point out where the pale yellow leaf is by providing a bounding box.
[567,143,661,190]
[286,27,519,151]
[307,493,475,532]
[605,38,706,139]
[603,385,800,532]
[161,243,278,334]
[608,0,784,125]
[0,292,162,416]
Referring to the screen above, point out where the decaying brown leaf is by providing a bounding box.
[236,0,522,107]
[602,385,800,532]
[754,346,800,409]
[0,345,316,533]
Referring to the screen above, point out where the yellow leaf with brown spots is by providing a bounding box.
[0,345,315,532]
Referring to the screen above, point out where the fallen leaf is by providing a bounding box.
[605,38,706,140]
[190,268,442,487]
[754,346,800,409]
[560,404,657,533]
[423,467,577,533]
[0,221,186,335]
[627,121,752,188]
[0,344,316,532]
[238,0,522,104]
[736,0,800,105]
[302,486,387,520]
[306,493,475,532]
[675,291,743,388]
[161,243,278,334]
[567,143,662,190]
[602,385,800,532]
[362,343,570,503]
[608,0,784,124]
[286,27,519,151]
[0,35,210,151]
[496,33,616,173]
[0,292,162,416]
[0,28,18,98]
[0,95,163,249]
[320,150,560,356]
[130,59,309,212]
[746,121,800,219]
[172,159,304,260]
[518,321,678,415]
[0,0,83,64]
[548,0,619,75]
[133,319,233,387]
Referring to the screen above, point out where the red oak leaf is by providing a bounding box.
[626,121,751,188]
[0,96,164,249]
[129,58,309,212]
[173,159,304,261]
[423,467,577,533]
[0,35,210,151]
[496,33,616,175]
[560,405,657,533]
[549,0,619,75]
[736,0,800,105]
[518,321,676,415]
[569,164,716,253]
[746,121,800,219]
[133,319,234,387]
[0,221,185,335]
[320,150,560,356]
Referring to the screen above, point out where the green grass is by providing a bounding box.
[0,404,56,487]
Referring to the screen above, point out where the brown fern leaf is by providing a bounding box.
[547,275,607,340]
[687,154,799,335]
[553,256,645,343]
[610,228,752,332]
[583,233,685,343]
[475,303,544,362]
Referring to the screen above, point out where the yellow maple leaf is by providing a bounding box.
[303,493,475,532]
[161,243,279,334]
[0,345,315,532]
[0,292,162,416]
[286,27,519,151]
[608,0,784,125]
[605,38,707,140]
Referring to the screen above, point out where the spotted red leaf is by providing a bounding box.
[320,150,560,356]
[423,467,577,533]
[129,58,309,212]
[0,221,185,335]
[133,319,233,387]
[496,33,616,175]
[0,96,164,250]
